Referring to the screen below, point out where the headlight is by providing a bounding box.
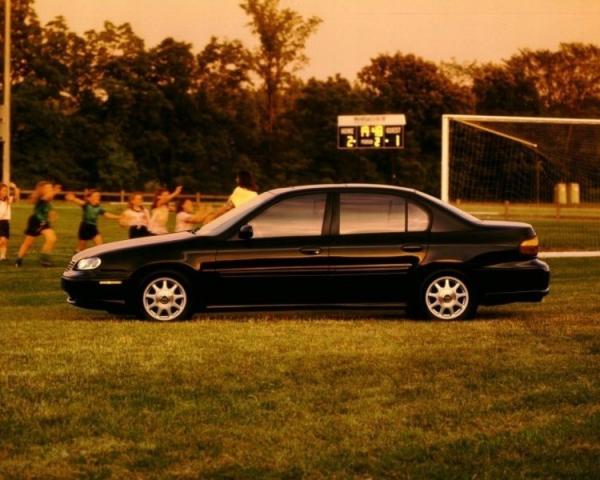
[76,257,102,270]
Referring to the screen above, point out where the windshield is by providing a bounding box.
[416,191,481,223]
[195,192,274,236]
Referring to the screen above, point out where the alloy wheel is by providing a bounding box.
[425,275,469,320]
[142,277,188,321]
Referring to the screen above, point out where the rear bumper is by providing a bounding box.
[482,288,549,305]
[474,258,550,305]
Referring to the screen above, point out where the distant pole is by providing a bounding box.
[2,0,11,185]
[441,115,450,202]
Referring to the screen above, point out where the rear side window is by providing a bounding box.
[249,193,327,238]
[340,193,406,234]
[407,202,429,232]
[339,193,430,234]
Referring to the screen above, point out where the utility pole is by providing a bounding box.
[2,0,11,185]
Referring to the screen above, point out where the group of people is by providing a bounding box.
[0,170,258,267]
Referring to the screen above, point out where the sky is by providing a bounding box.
[34,0,600,80]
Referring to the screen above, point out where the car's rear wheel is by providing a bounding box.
[138,272,192,321]
[420,271,477,320]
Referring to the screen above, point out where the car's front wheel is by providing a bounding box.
[419,271,477,320]
[138,272,192,321]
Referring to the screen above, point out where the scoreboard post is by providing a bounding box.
[337,114,406,150]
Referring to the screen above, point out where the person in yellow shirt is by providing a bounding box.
[203,171,258,223]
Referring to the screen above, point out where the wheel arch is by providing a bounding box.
[409,262,481,302]
[129,262,199,290]
[411,261,470,285]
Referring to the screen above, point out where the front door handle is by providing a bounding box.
[299,247,322,255]
[402,244,423,253]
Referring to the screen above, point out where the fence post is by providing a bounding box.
[504,200,510,219]
[120,190,125,204]
[196,192,201,204]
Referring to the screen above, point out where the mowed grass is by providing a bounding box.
[460,202,600,251]
[0,204,599,478]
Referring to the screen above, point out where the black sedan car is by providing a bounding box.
[62,184,549,321]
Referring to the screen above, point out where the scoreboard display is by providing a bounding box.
[337,114,406,150]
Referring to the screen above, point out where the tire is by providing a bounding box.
[137,271,192,322]
[417,270,477,321]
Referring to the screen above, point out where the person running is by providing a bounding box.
[175,198,206,232]
[203,170,258,223]
[0,182,20,261]
[15,181,60,268]
[66,190,121,252]
[148,186,182,235]
[121,193,151,239]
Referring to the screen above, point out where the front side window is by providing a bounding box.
[249,194,327,238]
[340,193,406,235]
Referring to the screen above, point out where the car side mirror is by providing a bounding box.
[239,224,254,240]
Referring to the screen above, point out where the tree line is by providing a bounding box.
[2,0,600,195]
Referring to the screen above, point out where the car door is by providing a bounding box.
[327,191,430,304]
[211,192,333,306]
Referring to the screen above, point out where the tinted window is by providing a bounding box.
[198,192,273,236]
[249,194,326,238]
[340,193,406,234]
[407,202,429,231]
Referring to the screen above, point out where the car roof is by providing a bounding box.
[268,183,418,196]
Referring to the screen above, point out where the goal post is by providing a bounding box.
[441,114,600,253]
[441,114,600,202]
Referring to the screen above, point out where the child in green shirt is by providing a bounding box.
[66,190,120,252]
[16,181,60,267]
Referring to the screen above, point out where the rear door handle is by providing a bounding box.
[402,244,423,252]
[299,247,322,255]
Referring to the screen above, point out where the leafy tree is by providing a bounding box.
[196,37,253,110]
[5,1,600,196]
[0,0,43,84]
[358,53,473,192]
[97,135,138,190]
[507,43,600,115]
[284,75,377,185]
[472,64,541,115]
[240,0,321,133]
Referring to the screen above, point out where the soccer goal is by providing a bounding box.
[441,114,600,254]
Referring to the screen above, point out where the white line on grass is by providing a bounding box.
[540,251,600,258]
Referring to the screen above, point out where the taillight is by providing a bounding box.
[520,236,539,256]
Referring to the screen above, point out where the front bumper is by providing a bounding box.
[474,258,550,305]
[61,270,130,311]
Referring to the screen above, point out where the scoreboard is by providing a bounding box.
[337,114,406,150]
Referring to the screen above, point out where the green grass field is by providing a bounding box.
[460,202,600,251]
[1,203,600,478]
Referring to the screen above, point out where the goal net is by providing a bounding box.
[441,115,600,253]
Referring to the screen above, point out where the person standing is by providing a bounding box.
[228,170,258,208]
[0,182,19,261]
[203,171,258,223]
[175,198,206,232]
[121,193,151,239]
[148,186,182,235]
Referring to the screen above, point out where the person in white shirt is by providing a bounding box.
[0,182,19,261]
[121,193,151,238]
[203,170,258,224]
[148,186,182,235]
[175,199,206,232]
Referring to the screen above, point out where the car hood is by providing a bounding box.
[72,231,197,261]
